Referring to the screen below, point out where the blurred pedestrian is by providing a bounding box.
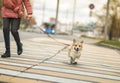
[1,0,32,58]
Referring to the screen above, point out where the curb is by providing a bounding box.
[96,43,120,51]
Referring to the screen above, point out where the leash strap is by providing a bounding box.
[39,28,70,46]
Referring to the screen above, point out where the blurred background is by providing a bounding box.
[0,0,120,46]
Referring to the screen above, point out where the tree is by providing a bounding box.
[108,0,120,40]
[96,0,120,40]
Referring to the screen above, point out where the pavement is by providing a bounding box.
[0,31,120,83]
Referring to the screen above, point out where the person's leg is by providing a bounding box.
[1,18,11,58]
[11,18,23,55]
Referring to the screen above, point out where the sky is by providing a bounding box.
[32,0,107,25]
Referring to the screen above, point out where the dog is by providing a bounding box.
[68,39,83,64]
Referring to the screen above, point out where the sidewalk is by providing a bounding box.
[0,36,120,83]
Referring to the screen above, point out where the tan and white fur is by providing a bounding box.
[68,39,83,64]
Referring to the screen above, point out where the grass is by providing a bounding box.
[98,40,120,48]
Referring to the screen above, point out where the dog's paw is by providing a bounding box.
[73,62,77,64]
[70,62,77,65]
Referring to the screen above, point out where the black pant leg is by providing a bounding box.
[11,18,21,47]
[3,18,11,53]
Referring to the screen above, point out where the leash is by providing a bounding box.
[39,27,70,46]
[18,27,70,73]
[8,45,68,81]
[20,45,68,72]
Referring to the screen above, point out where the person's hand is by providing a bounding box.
[19,11,24,17]
[27,14,32,20]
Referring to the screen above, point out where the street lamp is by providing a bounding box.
[55,0,60,29]
[104,0,110,40]
[42,0,46,23]
[71,0,77,35]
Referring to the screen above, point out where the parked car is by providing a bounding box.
[42,22,56,34]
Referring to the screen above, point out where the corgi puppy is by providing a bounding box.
[68,39,83,64]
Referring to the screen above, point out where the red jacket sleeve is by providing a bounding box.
[23,0,33,15]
